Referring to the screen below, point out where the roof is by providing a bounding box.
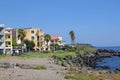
[51,35,61,41]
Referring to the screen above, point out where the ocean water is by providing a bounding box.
[96,56,120,70]
[96,46,120,51]
[96,46,120,70]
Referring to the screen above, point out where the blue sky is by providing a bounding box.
[0,0,120,46]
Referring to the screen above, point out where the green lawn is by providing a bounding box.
[32,65,47,70]
[0,52,76,59]
[0,54,12,58]
[19,52,76,58]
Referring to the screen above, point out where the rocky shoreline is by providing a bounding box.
[52,49,120,74]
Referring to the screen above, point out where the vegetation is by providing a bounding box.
[19,52,76,58]
[44,34,51,51]
[0,54,12,58]
[75,44,96,54]
[18,28,26,52]
[12,39,17,46]
[64,75,76,79]
[63,69,120,80]
[63,44,96,54]
[69,30,75,44]
[18,28,26,42]
[50,44,62,52]
[24,39,35,52]
[32,65,46,70]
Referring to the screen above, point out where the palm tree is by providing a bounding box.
[18,28,26,42]
[44,34,51,51]
[18,28,26,52]
[69,30,75,45]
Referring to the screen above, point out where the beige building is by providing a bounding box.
[24,28,45,51]
[50,35,63,46]
[5,28,12,54]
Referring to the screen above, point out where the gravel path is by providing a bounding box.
[0,57,66,80]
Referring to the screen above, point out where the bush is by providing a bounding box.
[75,44,96,54]
[0,52,3,55]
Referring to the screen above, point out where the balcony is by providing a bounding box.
[0,44,5,49]
[0,39,4,43]
[5,31,12,34]
[5,38,11,41]
[0,32,4,35]
[6,45,12,48]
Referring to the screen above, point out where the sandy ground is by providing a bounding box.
[0,57,66,80]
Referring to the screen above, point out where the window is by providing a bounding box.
[8,42,11,45]
[31,30,34,34]
[8,35,10,38]
[37,42,39,47]
[31,36,34,40]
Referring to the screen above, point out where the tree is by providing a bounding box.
[24,39,35,52]
[44,34,51,51]
[50,44,61,52]
[18,28,26,43]
[18,28,26,52]
[12,39,17,46]
[69,30,75,44]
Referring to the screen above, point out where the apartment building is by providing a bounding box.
[0,24,5,53]
[5,28,12,54]
[24,28,45,51]
[50,35,63,46]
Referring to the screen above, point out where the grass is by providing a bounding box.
[0,54,12,58]
[64,75,76,79]
[64,75,92,80]
[63,69,120,80]
[19,52,76,58]
[32,65,47,70]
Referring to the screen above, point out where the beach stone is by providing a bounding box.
[104,78,112,80]
[3,63,15,68]
[19,64,31,69]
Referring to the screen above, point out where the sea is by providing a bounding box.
[96,46,120,51]
[96,46,120,70]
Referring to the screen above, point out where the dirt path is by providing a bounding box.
[0,57,66,80]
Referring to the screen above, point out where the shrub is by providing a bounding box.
[75,44,96,54]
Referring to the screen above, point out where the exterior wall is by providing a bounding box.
[50,35,63,45]
[11,29,21,44]
[5,28,12,54]
[24,28,45,51]
[0,24,5,53]
[12,29,17,40]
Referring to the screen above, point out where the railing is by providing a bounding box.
[0,45,5,49]
[0,39,4,42]
[0,32,4,35]
[5,38,11,41]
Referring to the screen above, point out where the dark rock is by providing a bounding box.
[3,63,15,68]
[19,64,31,69]
[101,66,109,69]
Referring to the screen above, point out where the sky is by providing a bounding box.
[0,0,120,47]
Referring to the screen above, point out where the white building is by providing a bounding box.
[0,24,5,54]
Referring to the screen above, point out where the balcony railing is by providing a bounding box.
[0,45,5,49]
[5,38,11,41]
[0,39,4,42]
[5,31,12,34]
[0,32,4,35]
